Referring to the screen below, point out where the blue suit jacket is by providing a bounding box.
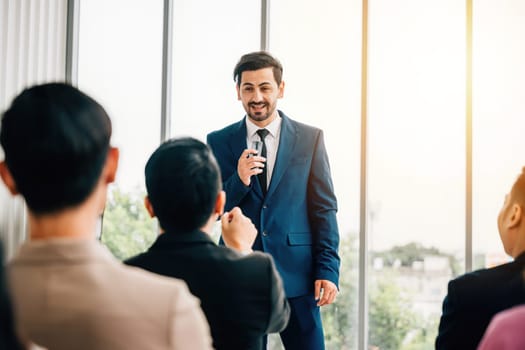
[207,111,340,297]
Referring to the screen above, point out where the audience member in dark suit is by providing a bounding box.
[436,166,525,349]
[125,137,290,350]
[0,241,23,350]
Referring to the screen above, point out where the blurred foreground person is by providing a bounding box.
[477,302,525,350]
[0,83,212,350]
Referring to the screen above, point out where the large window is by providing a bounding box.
[69,1,525,349]
[170,0,260,141]
[472,0,525,269]
[368,1,465,348]
[270,0,362,348]
[78,0,164,259]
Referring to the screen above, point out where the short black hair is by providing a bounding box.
[233,51,283,87]
[0,83,112,214]
[145,137,221,232]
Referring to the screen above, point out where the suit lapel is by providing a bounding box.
[228,119,248,159]
[266,112,297,199]
[229,118,265,199]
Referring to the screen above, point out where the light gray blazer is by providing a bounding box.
[8,238,212,350]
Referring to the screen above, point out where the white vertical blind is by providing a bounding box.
[0,0,68,260]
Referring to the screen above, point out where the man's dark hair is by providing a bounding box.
[233,51,283,87]
[145,137,222,232]
[0,83,112,214]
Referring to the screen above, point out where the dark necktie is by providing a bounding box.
[256,128,269,194]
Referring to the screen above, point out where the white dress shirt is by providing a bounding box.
[245,115,282,189]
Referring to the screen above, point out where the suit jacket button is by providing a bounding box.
[263,205,267,209]
[262,230,268,236]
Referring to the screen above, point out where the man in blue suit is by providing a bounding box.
[207,51,340,350]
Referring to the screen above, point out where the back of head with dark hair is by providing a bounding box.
[145,137,222,232]
[0,83,112,214]
[233,51,283,87]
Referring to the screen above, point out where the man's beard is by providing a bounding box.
[247,102,274,122]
